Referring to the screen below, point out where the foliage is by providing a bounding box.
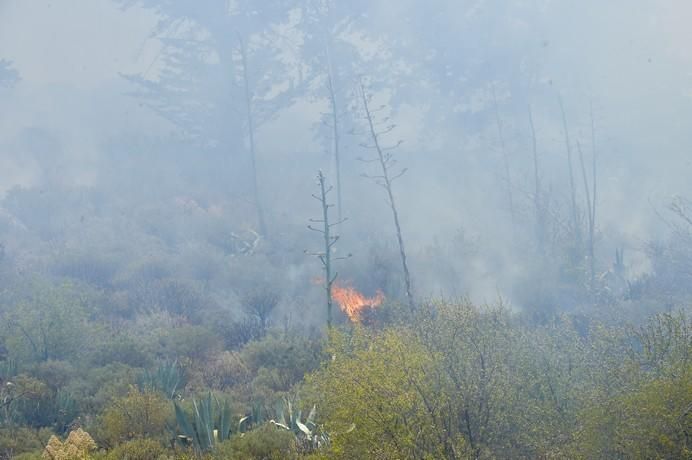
[271,397,329,454]
[96,388,171,448]
[0,374,48,427]
[157,325,223,362]
[572,371,692,459]
[90,333,153,368]
[42,428,97,460]
[239,334,325,404]
[172,392,239,453]
[307,327,461,459]
[96,438,169,460]
[213,423,298,460]
[195,351,251,391]
[307,304,692,459]
[0,427,53,459]
[1,282,93,363]
[137,360,186,399]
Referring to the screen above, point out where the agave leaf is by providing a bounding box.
[270,419,291,430]
[252,402,263,426]
[306,404,317,425]
[287,398,293,425]
[238,415,250,433]
[193,398,212,451]
[277,407,286,427]
[296,419,312,436]
[174,402,197,449]
[201,394,215,449]
[219,399,231,440]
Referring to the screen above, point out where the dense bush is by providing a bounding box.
[213,424,298,460]
[95,388,172,448]
[307,303,692,459]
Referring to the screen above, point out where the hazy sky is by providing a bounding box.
[2,0,692,303]
[0,0,159,88]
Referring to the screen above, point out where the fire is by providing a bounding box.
[331,282,384,322]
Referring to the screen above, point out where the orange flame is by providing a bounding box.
[331,282,384,322]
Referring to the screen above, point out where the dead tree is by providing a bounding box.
[577,104,598,292]
[325,45,344,225]
[358,81,414,311]
[559,96,582,250]
[492,85,515,228]
[306,170,348,327]
[238,37,268,237]
[528,104,545,246]
[577,141,595,291]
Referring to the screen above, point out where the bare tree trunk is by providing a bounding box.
[239,38,267,237]
[590,102,598,260]
[325,47,343,225]
[492,85,515,228]
[577,141,595,291]
[307,170,346,327]
[359,82,414,310]
[577,104,598,294]
[528,105,544,246]
[559,96,581,248]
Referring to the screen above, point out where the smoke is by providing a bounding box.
[1,0,691,315]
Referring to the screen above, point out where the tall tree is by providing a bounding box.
[118,1,303,235]
[358,81,414,310]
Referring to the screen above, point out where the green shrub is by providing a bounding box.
[0,427,53,458]
[95,388,172,448]
[90,334,153,368]
[98,438,169,460]
[158,325,223,362]
[213,424,297,460]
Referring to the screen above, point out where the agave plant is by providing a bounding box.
[270,397,330,452]
[173,393,245,452]
[238,401,263,433]
[138,360,185,399]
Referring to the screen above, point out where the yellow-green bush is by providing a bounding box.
[95,387,172,447]
[212,424,297,460]
[97,438,169,460]
[0,427,54,458]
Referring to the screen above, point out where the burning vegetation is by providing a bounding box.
[331,282,385,323]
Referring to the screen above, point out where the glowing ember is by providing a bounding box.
[331,282,385,322]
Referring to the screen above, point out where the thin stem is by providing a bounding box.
[239,37,267,237]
